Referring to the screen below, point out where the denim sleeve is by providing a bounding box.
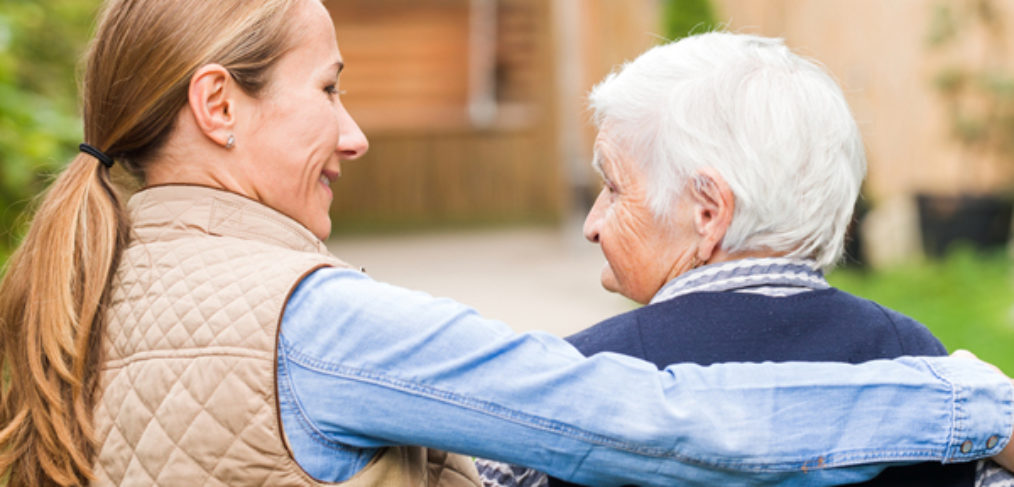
[278,267,1014,487]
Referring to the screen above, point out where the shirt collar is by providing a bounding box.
[649,257,829,305]
[128,184,332,255]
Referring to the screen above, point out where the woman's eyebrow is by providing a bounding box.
[591,151,614,183]
[592,151,605,179]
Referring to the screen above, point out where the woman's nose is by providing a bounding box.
[583,189,606,243]
[337,105,369,160]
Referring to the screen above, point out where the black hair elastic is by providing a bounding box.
[79,143,114,168]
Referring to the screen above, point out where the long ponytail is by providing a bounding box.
[0,153,126,485]
[0,0,299,484]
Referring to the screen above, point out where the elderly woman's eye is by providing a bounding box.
[325,85,346,97]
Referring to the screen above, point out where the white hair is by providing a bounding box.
[589,32,866,270]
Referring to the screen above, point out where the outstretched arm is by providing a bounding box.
[279,268,1013,486]
[951,350,1014,474]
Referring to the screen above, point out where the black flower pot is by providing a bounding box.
[916,193,1013,257]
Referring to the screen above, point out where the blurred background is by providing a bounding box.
[2,0,1013,372]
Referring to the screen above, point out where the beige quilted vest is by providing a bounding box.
[92,185,481,486]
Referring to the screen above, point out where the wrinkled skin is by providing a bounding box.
[582,127,701,304]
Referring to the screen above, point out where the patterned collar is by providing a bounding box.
[649,257,829,305]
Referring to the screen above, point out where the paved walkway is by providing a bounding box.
[326,223,634,337]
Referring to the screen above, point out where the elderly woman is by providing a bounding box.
[0,2,1012,486]
[478,32,1014,487]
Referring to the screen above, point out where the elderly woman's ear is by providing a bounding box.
[688,168,734,264]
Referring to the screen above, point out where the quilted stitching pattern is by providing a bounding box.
[91,186,480,486]
[93,187,339,486]
[427,450,485,486]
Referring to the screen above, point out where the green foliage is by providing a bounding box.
[0,0,100,266]
[829,248,1014,375]
[661,0,718,40]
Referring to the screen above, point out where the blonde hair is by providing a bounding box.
[0,0,301,484]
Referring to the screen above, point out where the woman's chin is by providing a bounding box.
[310,217,332,241]
[600,268,621,295]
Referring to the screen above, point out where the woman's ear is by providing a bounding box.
[688,168,735,263]
[187,64,236,148]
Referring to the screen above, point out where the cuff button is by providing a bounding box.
[960,440,973,454]
[986,436,999,449]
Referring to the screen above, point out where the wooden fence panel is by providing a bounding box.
[325,0,563,232]
[330,129,563,231]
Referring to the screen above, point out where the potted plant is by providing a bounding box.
[921,0,1014,257]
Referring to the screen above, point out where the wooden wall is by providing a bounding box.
[329,1,472,131]
[321,0,666,232]
[322,1,1014,231]
[324,0,563,232]
[328,129,561,230]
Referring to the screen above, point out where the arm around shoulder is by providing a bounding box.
[280,268,1014,486]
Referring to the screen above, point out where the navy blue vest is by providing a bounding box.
[550,288,974,487]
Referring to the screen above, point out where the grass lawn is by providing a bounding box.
[828,248,1014,375]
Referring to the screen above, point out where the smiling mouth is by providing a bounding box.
[320,169,340,187]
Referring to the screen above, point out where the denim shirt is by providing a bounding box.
[277,267,1014,486]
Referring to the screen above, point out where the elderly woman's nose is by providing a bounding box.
[584,195,604,243]
[337,106,369,160]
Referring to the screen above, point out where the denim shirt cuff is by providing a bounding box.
[928,356,1014,462]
